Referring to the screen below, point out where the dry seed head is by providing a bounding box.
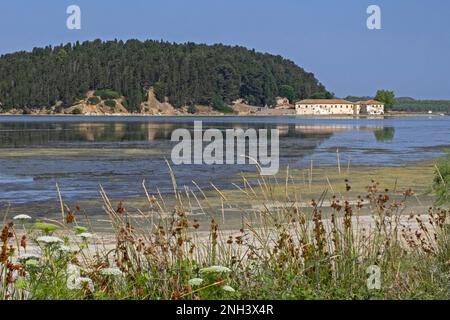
[66,210,75,224]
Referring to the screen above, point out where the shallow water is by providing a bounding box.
[0,115,449,205]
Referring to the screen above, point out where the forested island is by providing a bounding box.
[0,39,331,114]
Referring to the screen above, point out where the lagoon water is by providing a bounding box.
[0,115,449,205]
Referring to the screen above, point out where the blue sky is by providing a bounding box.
[0,0,449,99]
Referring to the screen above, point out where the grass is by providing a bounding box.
[0,162,449,300]
[433,155,450,205]
[225,162,435,201]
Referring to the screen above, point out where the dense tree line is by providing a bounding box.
[392,98,450,113]
[0,39,329,112]
[346,94,450,113]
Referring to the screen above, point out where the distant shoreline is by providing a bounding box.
[0,112,446,119]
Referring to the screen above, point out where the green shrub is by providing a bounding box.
[212,95,234,114]
[187,105,198,114]
[152,82,166,101]
[87,96,101,105]
[94,89,121,100]
[433,157,450,205]
[104,99,116,109]
[73,94,86,102]
[72,108,82,115]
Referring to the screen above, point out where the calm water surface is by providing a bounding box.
[0,115,449,205]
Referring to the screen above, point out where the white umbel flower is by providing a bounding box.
[13,214,32,221]
[58,245,78,254]
[78,232,94,240]
[36,236,64,245]
[67,264,81,290]
[67,264,94,292]
[18,253,41,261]
[200,266,232,274]
[100,268,123,276]
[188,278,204,287]
[222,285,236,293]
[67,264,80,278]
[75,277,95,292]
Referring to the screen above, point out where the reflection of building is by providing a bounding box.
[295,99,385,116]
[269,124,387,139]
[295,99,358,115]
[356,100,385,115]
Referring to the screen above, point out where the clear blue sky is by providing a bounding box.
[1,0,449,99]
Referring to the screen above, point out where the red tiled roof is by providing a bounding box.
[296,99,354,105]
[356,100,384,105]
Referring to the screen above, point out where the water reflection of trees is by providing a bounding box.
[374,127,395,142]
[0,121,395,147]
[0,122,178,146]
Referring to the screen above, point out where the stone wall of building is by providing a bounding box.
[295,99,384,116]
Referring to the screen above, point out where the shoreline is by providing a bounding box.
[0,112,446,118]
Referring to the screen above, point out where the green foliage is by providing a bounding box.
[152,82,166,102]
[310,91,334,99]
[33,221,60,234]
[71,108,82,115]
[56,48,68,62]
[104,99,117,109]
[375,89,395,109]
[212,95,234,113]
[278,85,296,102]
[433,156,450,205]
[344,95,371,102]
[0,39,330,111]
[187,104,198,114]
[74,226,88,234]
[392,98,450,112]
[345,95,450,112]
[74,94,86,102]
[95,89,121,100]
[87,96,101,105]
